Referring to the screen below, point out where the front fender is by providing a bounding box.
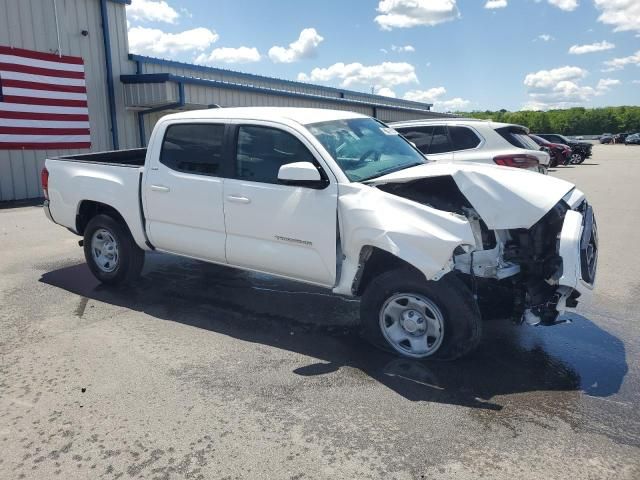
[333,184,476,295]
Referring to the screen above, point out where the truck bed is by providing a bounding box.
[52,148,147,167]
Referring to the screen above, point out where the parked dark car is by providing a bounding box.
[536,134,592,164]
[600,134,613,144]
[625,133,640,145]
[529,134,571,167]
[613,133,631,144]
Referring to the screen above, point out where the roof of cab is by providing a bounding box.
[161,107,367,126]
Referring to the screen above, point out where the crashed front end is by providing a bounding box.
[453,189,598,325]
[369,163,598,326]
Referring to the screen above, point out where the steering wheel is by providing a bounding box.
[359,149,381,163]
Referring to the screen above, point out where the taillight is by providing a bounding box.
[493,154,539,169]
[41,167,49,199]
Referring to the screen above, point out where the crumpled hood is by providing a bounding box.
[368,162,575,229]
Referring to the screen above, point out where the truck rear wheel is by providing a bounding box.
[83,214,145,285]
[360,269,482,360]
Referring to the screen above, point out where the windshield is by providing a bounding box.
[307,118,426,182]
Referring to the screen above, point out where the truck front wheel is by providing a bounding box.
[83,214,145,285]
[360,269,482,360]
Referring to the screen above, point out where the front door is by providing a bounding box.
[143,122,229,262]
[223,123,338,286]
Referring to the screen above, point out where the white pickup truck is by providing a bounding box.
[43,107,598,360]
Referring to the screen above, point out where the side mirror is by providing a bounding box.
[277,162,327,189]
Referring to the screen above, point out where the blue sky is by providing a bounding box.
[126,0,640,111]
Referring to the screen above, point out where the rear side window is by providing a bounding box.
[449,126,481,150]
[496,127,540,150]
[235,125,316,184]
[160,124,225,176]
[540,134,564,143]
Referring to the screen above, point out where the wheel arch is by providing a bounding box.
[76,200,129,236]
[352,246,427,296]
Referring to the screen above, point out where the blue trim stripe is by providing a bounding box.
[128,54,432,111]
[100,0,119,149]
[108,0,131,4]
[120,73,433,115]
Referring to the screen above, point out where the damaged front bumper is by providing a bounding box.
[523,199,598,326]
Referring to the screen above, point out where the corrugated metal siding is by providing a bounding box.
[0,0,136,201]
[136,58,432,112]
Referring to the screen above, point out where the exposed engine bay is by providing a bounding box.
[377,176,596,326]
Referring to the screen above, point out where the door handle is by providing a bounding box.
[226,195,251,204]
[150,184,170,193]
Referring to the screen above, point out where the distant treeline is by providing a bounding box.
[459,106,640,135]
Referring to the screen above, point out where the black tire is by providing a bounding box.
[83,214,145,285]
[570,152,584,164]
[360,269,482,361]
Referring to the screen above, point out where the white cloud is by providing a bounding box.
[127,26,218,56]
[391,44,416,52]
[297,61,418,89]
[633,80,640,85]
[568,40,615,54]
[403,87,469,111]
[523,65,619,109]
[268,28,324,63]
[195,47,261,65]
[127,0,179,24]
[524,66,587,89]
[376,87,397,97]
[596,78,620,90]
[537,34,554,41]
[485,0,507,9]
[602,50,640,71]
[374,0,460,30]
[437,97,470,111]
[546,0,578,11]
[594,0,640,34]
[403,87,447,103]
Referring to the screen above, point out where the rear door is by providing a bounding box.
[449,126,484,163]
[223,122,338,286]
[143,121,230,262]
[397,125,454,161]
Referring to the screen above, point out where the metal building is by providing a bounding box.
[0,0,443,202]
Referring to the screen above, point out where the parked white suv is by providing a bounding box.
[390,119,550,174]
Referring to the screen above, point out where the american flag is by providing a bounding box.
[0,45,90,150]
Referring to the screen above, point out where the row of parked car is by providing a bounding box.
[390,118,593,173]
[599,132,640,145]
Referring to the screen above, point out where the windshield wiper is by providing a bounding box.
[360,162,424,182]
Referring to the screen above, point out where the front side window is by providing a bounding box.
[160,124,225,176]
[308,118,426,182]
[236,125,316,184]
[398,126,434,154]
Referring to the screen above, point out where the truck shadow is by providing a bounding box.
[40,253,627,412]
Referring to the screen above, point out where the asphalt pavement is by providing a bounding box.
[1,144,639,479]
